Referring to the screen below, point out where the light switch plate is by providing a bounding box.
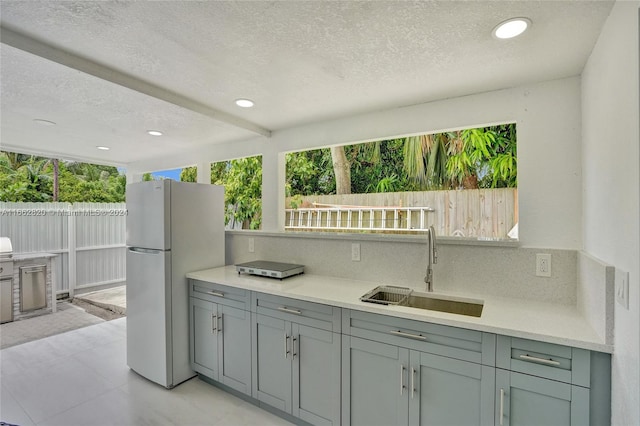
[615,268,629,309]
[248,238,255,253]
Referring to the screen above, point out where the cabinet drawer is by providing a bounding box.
[253,292,341,332]
[344,309,495,365]
[190,280,250,310]
[496,335,590,387]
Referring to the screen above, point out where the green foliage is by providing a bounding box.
[286,149,334,196]
[180,167,197,183]
[0,151,126,202]
[207,157,262,230]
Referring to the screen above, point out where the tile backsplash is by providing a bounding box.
[226,232,577,305]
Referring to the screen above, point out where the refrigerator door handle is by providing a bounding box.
[129,247,163,255]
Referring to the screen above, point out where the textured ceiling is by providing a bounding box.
[0,1,614,166]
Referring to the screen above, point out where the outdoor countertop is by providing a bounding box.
[12,253,58,261]
[187,265,612,354]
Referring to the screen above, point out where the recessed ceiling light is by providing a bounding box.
[96,146,110,151]
[235,98,255,108]
[33,118,56,126]
[147,130,163,136]
[492,18,531,39]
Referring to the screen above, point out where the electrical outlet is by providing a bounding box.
[351,243,361,262]
[248,238,255,253]
[615,268,629,310]
[536,253,551,277]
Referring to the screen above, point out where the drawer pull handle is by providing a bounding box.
[519,354,561,366]
[390,330,427,341]
[207,291,224,298]
[278,306,302,315]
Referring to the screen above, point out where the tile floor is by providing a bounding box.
[0,318,293,426]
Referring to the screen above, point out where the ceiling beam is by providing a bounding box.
[0,25,272,138]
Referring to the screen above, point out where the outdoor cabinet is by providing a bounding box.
[19,264,46,312]
[495,336,611,426]
[189,280,251,395]
[252,293,341,425]
[342,309,496,426]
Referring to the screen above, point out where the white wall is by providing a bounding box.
[130,77,583,249]
[582,1,640,424]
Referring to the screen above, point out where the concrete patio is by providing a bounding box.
[0,286,127,349]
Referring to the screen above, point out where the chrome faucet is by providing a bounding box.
[424,225,438,291]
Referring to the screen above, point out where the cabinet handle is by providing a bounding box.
[400,365,406,395]
[284,334,290,359]
[390,330,427,341]
[218,314,223,334]
[292,336,298,359]
[411,368,416,399]
[211,312,217,333]
[519,354,561,366]
[499,388,504,426]
[207,291,224,298]
[277,306,302,315]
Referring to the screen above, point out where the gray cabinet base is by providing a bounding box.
[198,374,313,426]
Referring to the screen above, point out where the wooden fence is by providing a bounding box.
[285,188,518,239]
[0,202,127,297]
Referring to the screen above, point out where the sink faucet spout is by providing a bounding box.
[424,225,438,292]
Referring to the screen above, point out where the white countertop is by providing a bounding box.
[187,265,612,353]
[12,253,58,261]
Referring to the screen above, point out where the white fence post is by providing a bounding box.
[67,206,76,298]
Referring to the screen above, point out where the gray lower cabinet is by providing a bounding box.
[343,336,408,426]
[343,335,494,426]
[188,282,611,426]
[495,369,588,426]
[189,280,252,395]
[495,335,610,426]
[411,350,495,425]
[252,293,342,425]
[342,309,496,426]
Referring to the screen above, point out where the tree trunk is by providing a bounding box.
[462,174,478,189]
[330,146,351,194]
[53,159,59,201]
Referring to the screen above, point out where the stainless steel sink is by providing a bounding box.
[360,286,483,317]
[404,293,483,317]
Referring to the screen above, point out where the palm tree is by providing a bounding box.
[402,125,517,190]
[402,133,450,190]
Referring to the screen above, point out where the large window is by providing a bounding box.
[285,124,517,240]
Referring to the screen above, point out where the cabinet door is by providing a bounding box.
[253,313,292,413]
[190,298,218,379]
[292,324,341,425]
[343,335,409,426]
[495,370,589,426]
[409,351,495,426]
[219,304,251,395]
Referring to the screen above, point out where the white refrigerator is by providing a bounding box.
[126,180,225,388]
